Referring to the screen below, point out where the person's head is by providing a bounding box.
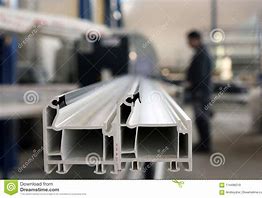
[187,30,202,49]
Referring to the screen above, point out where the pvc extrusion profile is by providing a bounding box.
[43,76,192,174]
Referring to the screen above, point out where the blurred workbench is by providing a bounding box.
[0,84,78,119]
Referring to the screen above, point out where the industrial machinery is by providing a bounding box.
[43,76,192,175]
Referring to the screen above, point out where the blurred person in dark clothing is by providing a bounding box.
[186,30,213,153]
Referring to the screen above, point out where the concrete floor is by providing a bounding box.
[8,102,262,179]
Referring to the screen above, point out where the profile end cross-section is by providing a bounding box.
[43,76,192,175]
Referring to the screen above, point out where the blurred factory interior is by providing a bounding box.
[0,0,262,179]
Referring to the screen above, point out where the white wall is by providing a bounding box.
[37,0,78,17]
